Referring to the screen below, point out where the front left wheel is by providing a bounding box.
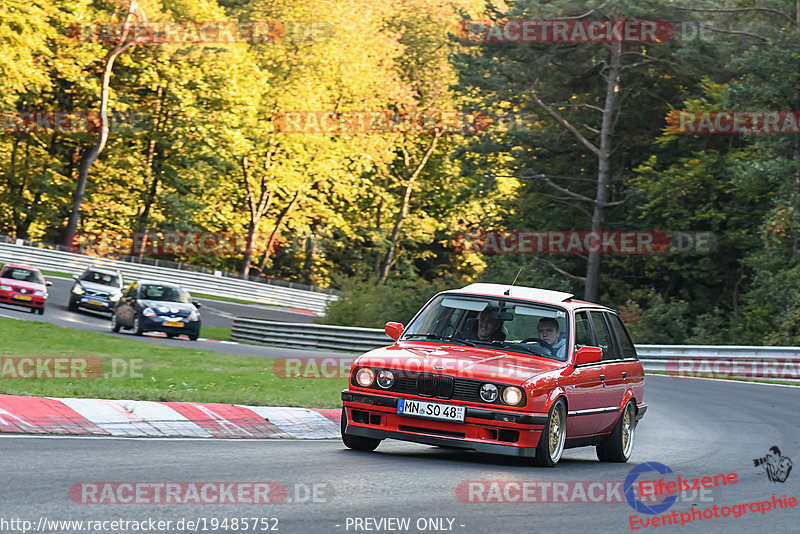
[341,408,380,452]
[533,398,567,467]
[596,401,636,462]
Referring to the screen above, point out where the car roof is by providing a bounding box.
[83,267,120,276]
[1,263,42,272]
[134,280,182,288]
[446,283,613,312]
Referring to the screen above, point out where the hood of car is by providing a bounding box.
[354,342,564,386]
[0,277,45,291]
[78,281,120,294]
[139,300,196,316]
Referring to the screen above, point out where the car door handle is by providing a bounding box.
[622,372,627,379]
[599,374,605,381]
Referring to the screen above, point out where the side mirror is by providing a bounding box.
[385,322,404,341]
[574,346,602,366]
[45,281,52,287]
[193,301,202,309]
[72,274,79,281]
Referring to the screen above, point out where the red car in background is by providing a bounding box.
[0,263,51,315]
[341,283,646,466]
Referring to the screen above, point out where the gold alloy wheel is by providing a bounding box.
[622,404,634,456]
[548,403,566,461]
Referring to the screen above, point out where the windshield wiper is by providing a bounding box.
[403,333,445,340]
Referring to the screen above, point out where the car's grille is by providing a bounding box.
[362,369,507,404]
[417,373,454,398]
[85,289,109,297]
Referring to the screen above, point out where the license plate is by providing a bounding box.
[88,300,103,306]
[13,295,32,301]
[164,321,183,327]
[397,399,465,422]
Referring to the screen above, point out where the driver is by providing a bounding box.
[537,318,566,358]
[457,308,505,342]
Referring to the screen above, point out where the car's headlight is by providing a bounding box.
[356,367,375,387]
[502,386,524,406]
[480,383,498,402]
[142,307,157,317]
[72,286,84,295]
[34,290,45,296]
[1,285,11,291]
[188,310,199,321]
[376,369,395,389]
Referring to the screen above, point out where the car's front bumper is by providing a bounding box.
[73,295,114,312]
[342,390,545,457]
[0,290,45,309]
[141,316,200,335]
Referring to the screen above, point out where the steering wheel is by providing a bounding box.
[521,337,554,353]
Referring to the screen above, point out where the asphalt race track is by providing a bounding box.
[1,376,798,534]
[0,276,328,360]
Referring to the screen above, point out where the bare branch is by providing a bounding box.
[531,92,600,157]
[671,6,796,26]
[532,256,587,282]
[540,176,595,203]
[698,23,770,42]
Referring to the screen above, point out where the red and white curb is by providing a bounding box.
[0,394,341,439]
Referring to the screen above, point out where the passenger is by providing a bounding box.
[537,317,566,358]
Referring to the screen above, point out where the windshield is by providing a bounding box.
[1,267,45,285]
[139,284,191,303]
[401,294,570,361]
[81,270,120,287]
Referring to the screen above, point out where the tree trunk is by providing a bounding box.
[62,1,144,245]
[240,154,274,277]
[257,187,303,273]
[584,40,622,302]
[379,132,441,281]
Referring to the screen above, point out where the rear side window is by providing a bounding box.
[607,314,637,360]
[589,312,616,361]
[575,312,593,347]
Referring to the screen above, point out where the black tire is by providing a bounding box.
[29,307,37,314]
[596,401,636,463]
[37,306,44,315]
[188,333,198,341]
[110,313,121,332]
[533,398,567,467]
[341,407,380,452]
[68,300,79,312]
[132,315,144,336]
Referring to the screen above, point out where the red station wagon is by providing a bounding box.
[341,283,646,466]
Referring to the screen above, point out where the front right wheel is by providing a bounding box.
[340,407,380,452]
[533,398,566,467]
[596,400,636,462]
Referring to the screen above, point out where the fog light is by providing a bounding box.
[356,367,375,387]
[502,386,523,406]
[480,383,498,402]
[377,369,395,389]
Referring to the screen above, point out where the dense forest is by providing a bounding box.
[2,0,799,344]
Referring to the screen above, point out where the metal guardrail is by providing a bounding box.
[231,320,800,382]
[0,241,336,315]
[232,318,391,352]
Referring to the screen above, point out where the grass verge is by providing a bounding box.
[0,317,344,407]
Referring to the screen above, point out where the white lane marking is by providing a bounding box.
[0,313,20,320]
[645,372,800,388]
[0,434,341,441]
